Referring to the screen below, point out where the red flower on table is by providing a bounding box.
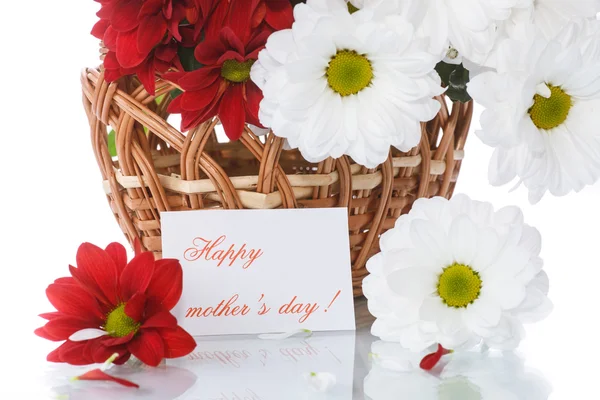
[166,25,271,140]
[92,0,194,94]
[35,242,196,367]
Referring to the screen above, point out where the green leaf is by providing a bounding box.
[170,88,183,99]
[435,62,472,103]
[107,130,117,157]
[155,94,166,104]
[178,46,203,72]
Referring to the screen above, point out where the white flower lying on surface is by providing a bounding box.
[304,372,337,392]
[365,341,552,400]
[251,0,443,168]
[468,19,600,203]
[363,195,552,351]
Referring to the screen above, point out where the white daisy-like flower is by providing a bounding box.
[365,341,552,400]
[395,0,524,64]
[251,0,443,168]
[504,0,600,40]
[363,195,552,351]
[468,19,600,203]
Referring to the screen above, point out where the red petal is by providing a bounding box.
[136,58,157,95]
[139,0,162,17]
[111,0,142,32]
[227,0,261,42]
[90,341,129,364]
[117,29,148,68]
[55,341,95,365]
[47,346,61,362]
[265,0,294,30]
[245,82,263,125]
[124,292,147,322]
[181,83,221,112]
[219,27,245,56]
[252,3,267,28]
[142,311,177,329]
[420,344,453,371]
[54,276,76,285]
[127,329,165,367]
[194,35,227,65]
[178,67,221,91]
[42,316,96,341]
[91,19,110,39]
[167,95,184,113]
[159,326,197,359]
[73,243,120,306]
[39,312,62,320]
[105,68,125,83]
[104,26,118,50]
[137,14,167,55]
[35,326,63,341]
[246,30,271,58]
[134,238,143,257]
[120,252,155,301]
[105,242,128,275]
[146,259,183,310]
[155,43,178,62]
[76,369,139,388]
[46,282,105,322]
[218,84,246,141]
[100,331,136,346]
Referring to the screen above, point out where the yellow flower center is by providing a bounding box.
[326,50,373,96]
[528,84,572,130]
[104,304,140,338]
[347,2,360,13]
[221,59,255,83]
[437,263,482,308]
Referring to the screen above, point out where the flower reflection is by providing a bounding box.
[364,342,551,400]
[50,365,197,400]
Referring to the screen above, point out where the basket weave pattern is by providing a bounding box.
[81,69,473,296]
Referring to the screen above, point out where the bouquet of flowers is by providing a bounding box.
[40,0,596,373]
[92,0,600,202]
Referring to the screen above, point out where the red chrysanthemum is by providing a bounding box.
[35,242,196,367]
[166,25,271,140]
[92,0,194,94]
[203,0,294,40]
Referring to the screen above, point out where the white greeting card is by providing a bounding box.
[161,208,356,336]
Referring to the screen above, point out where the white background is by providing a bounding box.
[1,2,600,398]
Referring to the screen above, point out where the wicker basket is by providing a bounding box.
[81,68,473,296]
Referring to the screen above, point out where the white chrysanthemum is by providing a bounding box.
[251,0,443,168]
[363,195,552,351]
[468,19,600,203]
[394,0,524,64]
[365,341,552,400]
[504,0,600,40]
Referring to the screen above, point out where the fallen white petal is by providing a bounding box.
[535,82,551,98]
[258,329,312,340]
[304,372,337,392]
[69,328,108,342]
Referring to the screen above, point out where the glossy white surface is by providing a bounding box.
[1,302,554,399]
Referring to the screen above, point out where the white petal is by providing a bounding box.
[69,328,108,342]
[258,329,312,340]
[387,267,437,299]
[449,214,478,265]
[304,372,337,392]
